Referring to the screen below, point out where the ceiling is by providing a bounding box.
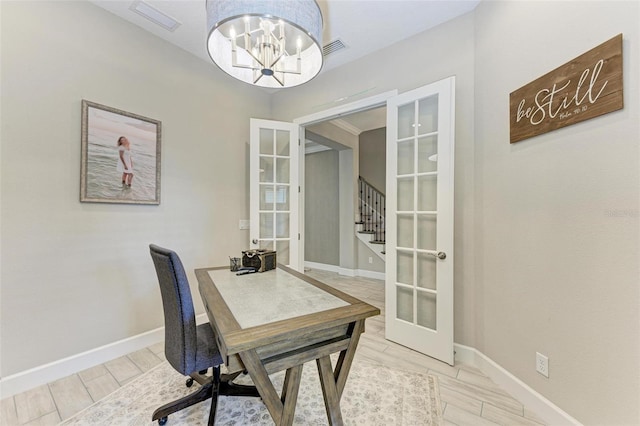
[90,0,480,133]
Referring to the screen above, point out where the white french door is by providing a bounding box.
[248,83,455,364]
[385,77,456,365]
[249,119,300,271]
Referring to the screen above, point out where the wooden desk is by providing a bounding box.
[196,265,380,426]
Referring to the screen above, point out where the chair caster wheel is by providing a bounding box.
[186,378,194,387]
[158,417,168,425]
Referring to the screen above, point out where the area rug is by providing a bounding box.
[62,359,442,425]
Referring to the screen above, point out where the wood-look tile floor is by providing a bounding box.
[0,269,546,425]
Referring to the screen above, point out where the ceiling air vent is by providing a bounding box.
[130,0,181,32]
[322,39,346,57]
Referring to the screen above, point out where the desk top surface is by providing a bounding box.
[206,268,349,328]
[196,265,379,355]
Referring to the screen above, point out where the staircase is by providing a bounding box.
[356,176,385,260]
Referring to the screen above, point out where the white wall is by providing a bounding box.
[0,1,270,376]
[473,2,639,424]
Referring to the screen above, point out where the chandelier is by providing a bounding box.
[206,0,324,88]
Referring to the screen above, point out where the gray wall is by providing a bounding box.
[473,1,639,424]
[304,150,340,266]
[359,127,386,194]
[306,122,359,271]
[0,1,270,376]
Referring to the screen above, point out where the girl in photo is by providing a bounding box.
[117,136,134,188]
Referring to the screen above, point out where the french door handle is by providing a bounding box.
[252,239,258,244]
[427,251,447,260]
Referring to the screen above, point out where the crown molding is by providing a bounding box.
[329,118,362,135]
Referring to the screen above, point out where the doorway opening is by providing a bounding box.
[302,106,387,280]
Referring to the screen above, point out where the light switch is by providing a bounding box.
[239,220,250,230]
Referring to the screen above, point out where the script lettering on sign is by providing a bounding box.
[510,34,623,144]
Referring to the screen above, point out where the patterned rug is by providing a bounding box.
[62,359,442,425]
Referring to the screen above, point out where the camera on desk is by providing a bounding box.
[241,249,277,272]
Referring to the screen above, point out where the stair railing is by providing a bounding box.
[358,176,385,243]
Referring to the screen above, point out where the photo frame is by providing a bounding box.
[80,100,161,204]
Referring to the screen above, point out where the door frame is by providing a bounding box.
[292,90,398,271]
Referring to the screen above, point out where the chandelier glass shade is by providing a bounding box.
[206,0,323,88]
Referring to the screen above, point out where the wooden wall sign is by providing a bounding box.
[510,34,623,144]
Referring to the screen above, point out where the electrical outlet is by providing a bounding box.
[368,256,373,264]
[536,352,549,378]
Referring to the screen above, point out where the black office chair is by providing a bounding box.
[149,244,259,425]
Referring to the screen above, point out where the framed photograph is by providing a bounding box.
[80,100,161,204]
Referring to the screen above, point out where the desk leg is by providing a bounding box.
[239,350,283,424]
[280,364,303,425]
[317,355,344,426]
[334,319,365,398]
[239,350,303,426]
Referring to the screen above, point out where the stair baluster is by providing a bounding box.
[357,176,385,248]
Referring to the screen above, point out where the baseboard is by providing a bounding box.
[354,269,385,280]
[304,261,385,280]
[338,267,356,277]
[454,344,581,425]
[0,313,208,398]
[304,261,341,273]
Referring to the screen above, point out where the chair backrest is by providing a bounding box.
[149,244,197,375]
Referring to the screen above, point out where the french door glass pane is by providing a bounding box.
[416,291,437,330]
[418,175,437,211]
[417,252,436,290]
[397,286,413,322]
[397,177,414,211]
[417,135,438,173]
[276,130,290,155]
[260,157,274,183]
[396,250,413,285]
[260,184,274,210]
[397,140,414,175]
[259,240,274,251]
[276,240,290,265]
[397,214,413,248]
[397,102,415,140]
[276,158,290,183]
[260,129,274,155]
[275,186,289,211]
[417,214,436,250]
[276,213,289,238]
[260,213,273,238]
[418,95,439,135]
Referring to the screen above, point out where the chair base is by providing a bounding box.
[151,368,260,425]
[152,380,213,424]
